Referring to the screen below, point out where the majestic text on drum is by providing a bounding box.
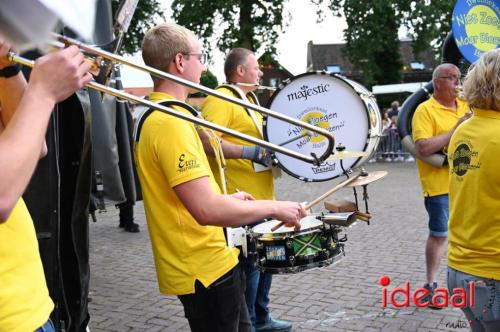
[286,83,330,102]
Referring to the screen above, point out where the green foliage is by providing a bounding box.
[321,0,453,86]
[200,70,219,89]
[339,1,403,87]
[171,0,291,58]
[111,0,165,54]
[170,0,453,88]
[190,70,219,97]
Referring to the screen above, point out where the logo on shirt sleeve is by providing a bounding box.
[178,153,201,172]
[451,142,480,178]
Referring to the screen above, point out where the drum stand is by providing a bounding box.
[338,154,371,224]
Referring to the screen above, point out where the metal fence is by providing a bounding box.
[375,128,415,162]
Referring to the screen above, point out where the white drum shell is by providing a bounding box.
[265,72,382,181]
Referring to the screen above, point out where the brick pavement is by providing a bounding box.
[88,162,470,331]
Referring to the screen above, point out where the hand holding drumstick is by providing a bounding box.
[234,189,306,230]
[270,174,361,232]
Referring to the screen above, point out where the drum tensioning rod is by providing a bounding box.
[278,131,312,147]
[50,33,335,165]
[8,53,320,164]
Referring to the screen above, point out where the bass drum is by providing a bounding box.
[265,72,381,181]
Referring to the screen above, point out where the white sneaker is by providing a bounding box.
[385,157,392,162]
[406,156,415,162]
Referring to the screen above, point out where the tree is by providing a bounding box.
[172,0,453,87]
[171,0,292,58]
[111,0,165,54]
[190,70,219,98]
[324,0,454,86]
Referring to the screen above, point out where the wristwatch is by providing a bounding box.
[0,64,21,78]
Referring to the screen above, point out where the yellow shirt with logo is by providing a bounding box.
[447,108,500,280]
[134,91,239,295]
[201,87,274,200]
[0,199,54,332]
[412,96,469,196]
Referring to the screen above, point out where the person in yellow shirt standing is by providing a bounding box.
[0,31,91,332]
[447,49,500,331]
[201,48,292,332]
[136,23,306,332]
[412,63,471,308]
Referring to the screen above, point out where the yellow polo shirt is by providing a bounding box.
[448,108,500,280]
[134,91,239,295]
[0,199,54,332]
[412,96,469,196]
[202,87,274,200]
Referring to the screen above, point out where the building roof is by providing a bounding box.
[307,39,439,75]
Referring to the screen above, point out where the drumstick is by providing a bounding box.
[270,174,361,232]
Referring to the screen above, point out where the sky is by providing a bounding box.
[120,0,348,87]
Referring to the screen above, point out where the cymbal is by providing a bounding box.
[345,171,388,187]
[327,150,368,160]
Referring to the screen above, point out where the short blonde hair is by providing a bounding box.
[142,23,195,72]
[463,49,500,112]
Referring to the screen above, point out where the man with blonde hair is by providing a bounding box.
[201,47,292,331]
[447,48,500,331]
[136,23,306,331]
[412,63,471,308]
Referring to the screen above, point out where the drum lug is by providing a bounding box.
[322,249,330,258]
[256,242,263,250]
[285,240,292,249]
[289,255,295,266]
[260,257,266,266]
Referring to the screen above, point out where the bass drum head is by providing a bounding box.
[265,72,381,181]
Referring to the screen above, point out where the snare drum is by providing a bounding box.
[265,72,382,181]
[250,215,343,274]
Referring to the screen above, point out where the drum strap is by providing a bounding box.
[219,84,263,138]
[134,99,228,194]
[219,84,281,178]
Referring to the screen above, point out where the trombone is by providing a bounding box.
[10,33,336,164]
[233,82,277,91]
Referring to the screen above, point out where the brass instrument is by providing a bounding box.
[12,33,336,165]
[234,82,277,91]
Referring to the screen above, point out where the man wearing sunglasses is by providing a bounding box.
[136,23,306,331]
[412,63,471,309]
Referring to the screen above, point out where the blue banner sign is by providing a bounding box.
[452,0,499,64]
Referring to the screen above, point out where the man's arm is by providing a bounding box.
[0,45,92,222]
[0,42,47,158]
[174,176,305,228]
[415,113,472,157]
[415,132,453,157]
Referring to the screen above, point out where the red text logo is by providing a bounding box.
[379,275,474,309]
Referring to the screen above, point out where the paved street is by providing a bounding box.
[88,161,470,331]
